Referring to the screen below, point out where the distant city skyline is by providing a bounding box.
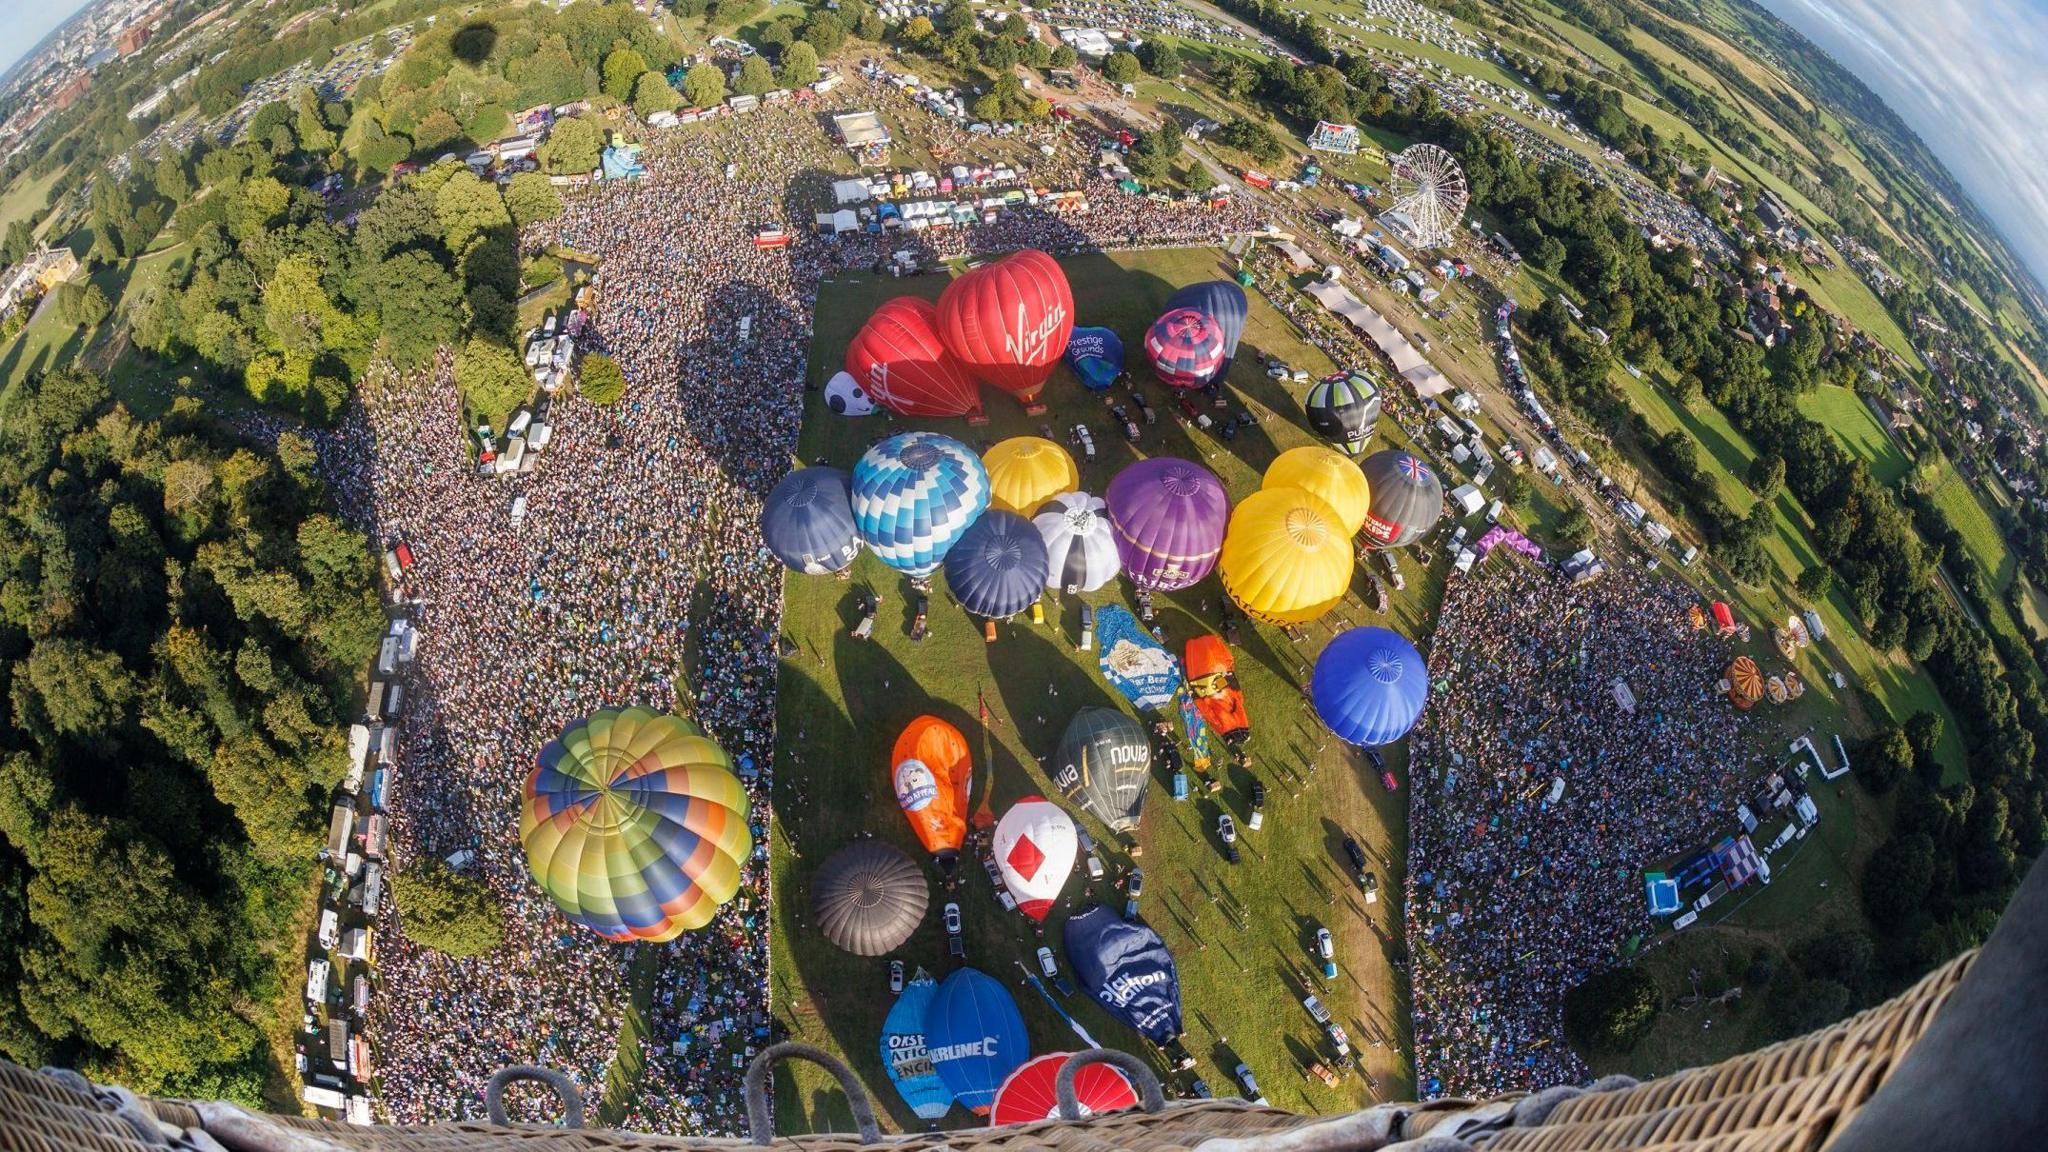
[1759,0,2048,297]
[1,0,94,77]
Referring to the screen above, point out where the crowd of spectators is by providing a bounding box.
[1405,559,1747,1097]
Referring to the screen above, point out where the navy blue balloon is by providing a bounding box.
[942,510,1049,619]
[1064,326,1125,390]
[1064,905,1184,1044]
[923,967,1030,1115]
[761,467,860,575]
[1312,627,1429,746]
[1165,281,1248,363]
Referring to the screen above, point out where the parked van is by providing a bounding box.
[376,636,400,677]
[1485,499,1505,524]
[511,495,528,526]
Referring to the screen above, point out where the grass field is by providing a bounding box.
[0,164,65,239]
[1793,386,1909,485]
[770,249,1441,1133]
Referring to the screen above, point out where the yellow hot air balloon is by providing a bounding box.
[982,437,1080,516]
[1263,446,1371,538]
[1218,486,1355,625]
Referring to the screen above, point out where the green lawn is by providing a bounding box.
[0,164,66,239]
[1793,386,1909,485]
[771,249,1437,1134]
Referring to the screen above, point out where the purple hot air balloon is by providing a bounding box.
[1105,458,1230,591]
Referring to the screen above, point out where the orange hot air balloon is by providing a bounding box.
[892,716,974,880]
[936,249,1075,408]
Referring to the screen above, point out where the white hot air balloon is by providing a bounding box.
[825,370,876,416]
[1033,491,1120,593]
[992,798,1077,923]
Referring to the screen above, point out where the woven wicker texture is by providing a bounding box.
[0,951,1973,1152]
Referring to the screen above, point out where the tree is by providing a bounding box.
[454,337,532,426]
[602,47,650,102]
[1563,965,1659,1053]
[294,89,334,153]
[20,639,135,739]
[1904,711,1945,782]
[683,62,727,110]
[371,250,465,368]
[538,115,603,174]
[779,41,820,89]
[1050,43,1077,68]
[1862,831,1934,930]
[1215,117,1282,162]
[633,71,681,117]
[1859,726,1913,795]
[1102,51,1140,84]
[734,55,776,98]
[1748,452,1786,502]
[902,16,938,48]
[504,172,564,230]
[1214,60,1257,100]
[1554,507,1594,549]
[392,860,504,957]
[58,282,111,330]
[579,353,627,405]
[1795,564,1834,602]
[434,168,512,253]
[1137,40,1182,78]
[801,12,846,56]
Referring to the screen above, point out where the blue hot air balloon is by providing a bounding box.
[881,968,956,1121]
[1064,326,1125,391]
[1063,905,1184,1045]
[943,509,1049,619]
[1312,626,1429,746]
[1164,281,1248,372]
[924,967,1030,1115]
[761,467,860,575]
[852,432,992,578]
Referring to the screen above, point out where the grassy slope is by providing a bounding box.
[1792,385,1907,485]
[771,249,1435,1133]
[0,164,66,238]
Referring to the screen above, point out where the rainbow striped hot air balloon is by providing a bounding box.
[520,708,753,943]
[853,432,992,578]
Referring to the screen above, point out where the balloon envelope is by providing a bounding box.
[824,370,876,416]
[1052,707,1151,836]
[761,467,859,575]
[1064,905,1184,1044]
[1105,458,1230,591]
[882,970,955,1120]
[1184,635,1250,742]
[1034,491,1120,593]
[1358,450,1443,549]
[992,798,1077,922]
[520,708,752,942]
[1219,486,1355,625]
[1064,326,1125,391]
[925,967,1031,1115]
[811,840,928,956]
[847,297,985,419]
[1264,446,1370,538]
[990,1053,1139,1126]
[1312,627,1429,746]
[1144,307,1227,389]
[852,432,991,577]
[893,716,973,878]
[983,437,1080,516]
[1164,280,1248,364]
[1306,371,1382,454]
[937,250,1074,405]
[943,510,1050,619]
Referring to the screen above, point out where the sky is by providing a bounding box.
[1,0,93,77]
[1757,0,2048,296]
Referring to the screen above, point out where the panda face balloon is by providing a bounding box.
[825,370,876,416]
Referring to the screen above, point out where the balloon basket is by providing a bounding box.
[1022,402,1048,416]
[966,413,990,426]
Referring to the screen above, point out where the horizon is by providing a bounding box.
[0,0,93,80]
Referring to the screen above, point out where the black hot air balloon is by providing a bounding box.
[1051,707,1152,841]
[943,509,1049,619]
[761,467,860,575]
[1305,371,1382,455]
[811,840,929,956]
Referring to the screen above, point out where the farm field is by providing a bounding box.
[770,248,1440,1132]
[1793,385,1908,485]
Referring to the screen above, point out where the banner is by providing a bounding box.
[881,969,955,1120]
[1095,607,1181,712]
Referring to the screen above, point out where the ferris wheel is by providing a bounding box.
[1383,144,1469,249]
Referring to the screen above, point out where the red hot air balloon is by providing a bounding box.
[847,297,986,420]
[936,250,1075,410]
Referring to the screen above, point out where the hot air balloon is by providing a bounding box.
[882,970,955,1121]
[943,510,1049,619]
[847,297,986,419]
[1305,371,1382,454]
[991,1053,1139,1126]
[983,437,1080,516]
[993,798,1077,922]
[852,432,991,578]
[1064,905,1184,1044]
[925,967,1030,1115]
[761,467,859,576]
[1218,486,1354,625]
[1051,707,1151,840]
[824,370,876,416]
[1312,627,1428,746]
[1164,280,1248,373]
[811,840,928,956]
[520,708,752,942]
[893,716,973,879]
[1143,307,1227,389]
[1358,450,1443,550]
[1264,446,1371,538]
[936,249,1074,408]
[1184,635,1250,744]
[1064,326,1125,391]
[1034,491,1120,593]
[1105,458,1230,592]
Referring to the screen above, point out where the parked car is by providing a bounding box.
[1368,749,1399,792]
[1189,1077,1214,1100]
[1342,836,1370,885]
[1315,927,1334,961]
[1233,1063,1268,1106]
[1036,946,1059,980]
[1085,854,1105,881]
[1217,813,1240,863]
[889,960,905,995]
[1363,873,1379,905]
[1124,868,1145,919]
[1247,780,1266,831]
[981,855,1017,911]
[943,902,961,935]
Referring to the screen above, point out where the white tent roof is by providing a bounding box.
[1303,279,1454,398]
[832,179,873,205]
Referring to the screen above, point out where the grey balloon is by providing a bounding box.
[811,840,930,956]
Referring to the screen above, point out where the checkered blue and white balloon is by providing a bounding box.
[851,431,991,578]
